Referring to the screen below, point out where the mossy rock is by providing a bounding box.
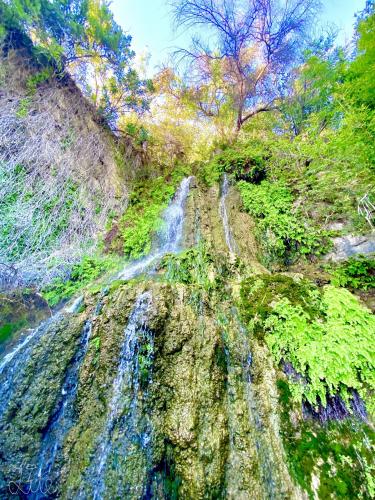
[239,274,320,336]
[0,290,50,345]
[277,377,375,499]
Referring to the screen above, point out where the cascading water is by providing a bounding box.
[0,176,192,498]
[219,174,237,255]
[118,176,192,280]
[34,320,92,494]
[0,313,64,417]
[220,309,284,498]
[0,176,192,377]
[235,315,279,498]
[82,291,153,499]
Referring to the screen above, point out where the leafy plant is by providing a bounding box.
[328,254,375,290]
[238,180,330,265]
[212,143,267,182]
[41,255,116,307]
[264,285,375,414]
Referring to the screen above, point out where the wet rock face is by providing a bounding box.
[0,274,297,499]
[59,281,230,499]
[327,233,375,261]
[0,313,84,496]
[0,290,50,351]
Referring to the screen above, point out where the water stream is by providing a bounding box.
[118,176,192,280]
[35,320,92,491]
[84,291,153,499]
[219,174,237,255]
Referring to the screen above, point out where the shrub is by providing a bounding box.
[211,143,267,182]
[328,254,375,290]
[238,180,330,265]
[42,255,117,307]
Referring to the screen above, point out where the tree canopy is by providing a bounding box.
[171,0,320,131]
[0,0,152,124]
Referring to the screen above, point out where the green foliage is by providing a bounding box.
[117,170,189,260]
[211,143,267,182]
[277,379,375,499]
[238,180,330,265]
[328,254,375,290]
[0,0,150,124]
[26,68,52,93]
[138,341,153,388]
[123,122,150,146]
[347,10,375,109]
[16,97,31,118]
[91,336,100,351]
[42,255,116,307]
[239,274,321,338]
[198,159,223,187]
[264,285,375,414]
[161,242,214,289]
[0,320,27,343]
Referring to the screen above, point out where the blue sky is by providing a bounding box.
[110,0,367,75]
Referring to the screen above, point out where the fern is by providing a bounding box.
[264,285,375,414]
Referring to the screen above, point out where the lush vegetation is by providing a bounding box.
[0,0,151,123]
[41,255,118,307]
[240,275,375,416]
[327,255,375,291]
[107,168,189,260]
[277,379,375,499]
[238,180,330,266]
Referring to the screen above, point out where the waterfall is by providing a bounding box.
[84,291,153,499]
[35,321,92,489]
[118,176,192,280]
[219,174,237,254]
[0,176,191,375]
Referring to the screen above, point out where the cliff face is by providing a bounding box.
[0,45,129,288]
[0,179,300,499]
[0,177,374,499]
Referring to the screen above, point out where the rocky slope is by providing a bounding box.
[0,42,131,288]
[0,176,373,499]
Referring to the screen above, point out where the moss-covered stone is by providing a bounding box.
[0,290,50,347]
[277,377,375,499]
[239,273,320,337]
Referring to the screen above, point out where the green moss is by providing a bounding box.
[277,378,375,499]
[0,321,27,343]
[239,274,321,337]
[161,445,182,500]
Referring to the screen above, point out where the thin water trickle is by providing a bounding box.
[88,291,153,499]
[219,174,237,254]
[223,309,280,498]
[118,176,193,280]
[35,320,92,488]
